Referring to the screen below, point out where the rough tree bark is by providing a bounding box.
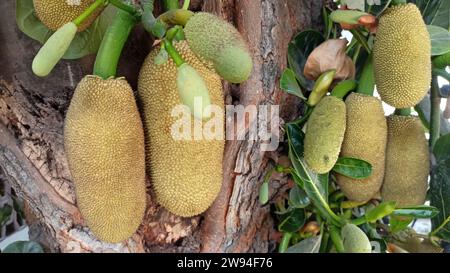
[0,0,325,253]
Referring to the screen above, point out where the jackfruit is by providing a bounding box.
[336,93,387,202]
[33,0,103,32]
[138,41,224,217]
[381,115,430,208]
[32,22,77,77]
[184,12,252,83]
[304,96,346,174]
[341,224,372,253]
[373,3,431,108]
[64,76,147,243]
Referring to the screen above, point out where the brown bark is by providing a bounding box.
[0,0,324,253]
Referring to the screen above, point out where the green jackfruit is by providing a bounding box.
[341,224,372,253]
[304,96,346,174]
[381,116,430,208]
[373,3,431,108]
[336,93,387,202]
[138,41,224,217]
[33,0,103,32]
[184,12,252,83]
[64,76,147,243]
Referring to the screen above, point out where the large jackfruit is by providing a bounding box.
[33,0,103,32]
[64,76,147,243]
[373,3,431,108]
[336,93,387,202]
[184,12,253,83]
[304,96,346,174]
[381,116,430,208]
[138,41,224,217]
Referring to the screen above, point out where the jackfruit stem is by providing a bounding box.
[432,68,450,83]
[73,0,106,27]
[93,10,136,79]
[357,55,375,96]
[158,9,195,26]
[278,233,292,253]
[391,0,407,5]
[164,39,185,67]
[108,0,139,16]
[329,226,345,253]
[394,108,412,116]
[182,0,191,10]
[430,75,441,149]
[163,0,179,10]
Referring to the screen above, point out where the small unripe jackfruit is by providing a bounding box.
[304,96,346,174]
[64,76,147,243]
[336,93,387,202]
[138,41,224,217]
[342,224,372,253]
[32,22,77,77]
[373,4,431,108]
[176,63,212,120]
[381,116,430,208]
[33,0,103,32]
[184,12,253,83]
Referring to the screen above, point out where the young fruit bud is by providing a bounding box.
[32,22,77,77]
[176,63,212,120]
[341,224,372,253]
[184,12,253,83]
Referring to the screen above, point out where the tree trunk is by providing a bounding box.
[0,0,325,253]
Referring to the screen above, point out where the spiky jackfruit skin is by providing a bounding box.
[304,96,346,174]
[64,76,147,243]
[381,116,430,208]
[33,0,103,32]
[184,12,253,83]
[336,93,387,202]
[138,41,224,217]
[373,4,431,108]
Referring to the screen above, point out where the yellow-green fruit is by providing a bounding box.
[304,96,346,174]
[373,3,431,108]
[382,116,430,208]
[184,12,253,83]
[64,76,147,243]
[138,41,224,217]
[33,0,103,32]
[342,224,372,253]
[336,93,387,202]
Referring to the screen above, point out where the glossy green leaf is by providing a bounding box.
[286,123,305,158]
[393,206,440,219]
[0,205,12,226]
[390,216,414,233]
[289,184,311,208]
[2,241,44,253]
[365,202,396,223]
[285,235,322,253]
[288,31,325,90]
[332,157,373,179]
[277,208,306,233]
[280,69,306,100]
[434,133,450,161]
[427,25,450,56]
[16,0,116,60]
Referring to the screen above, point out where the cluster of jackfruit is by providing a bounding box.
[33,0,103,32]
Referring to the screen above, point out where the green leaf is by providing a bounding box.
[390,216,414,233]
[288,31,325,91]
[277,208,306,233]
[0,205,12,226]
[2,241,44,253]
[286,123,305,158]
[416,96,450,134]
[365,202,396,223]
[427,25,450,56]
[16,0,116,60]
[332,157,373,179]
[259,182,269,205]
[280,69,306,100]
[285,235,322,253]
[392,206,440,219]
[409,0,450,30]
[289,185,311,208]
[434,133,450,162]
